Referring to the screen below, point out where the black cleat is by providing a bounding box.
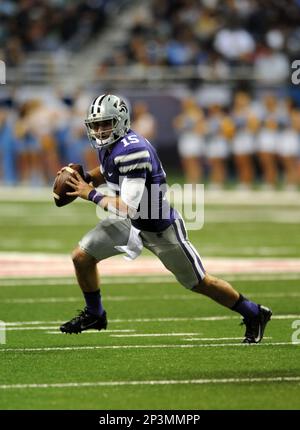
[241,305,272,344]
[60,308,107,334]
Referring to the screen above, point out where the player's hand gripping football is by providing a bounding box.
[56,163,81,177]
[65,170,94,200]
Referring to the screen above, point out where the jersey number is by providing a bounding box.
[121,135,139,147]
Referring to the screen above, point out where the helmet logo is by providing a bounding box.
[119,100,128,113]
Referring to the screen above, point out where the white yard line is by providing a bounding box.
[111,334,272,339]
[0,277,175,287]
[0,342,296,353]
[1,375,300,390]
[181,337,273,341]
[4,327,135,332]
[109,333,202,338]
[46,331,203,336]
[3,314,300,327]
[201,246,298,255]
[4,326,65,331]
[1,187,300,205]
[1,297,82,304]
[0,273,300,287]
[5,320,63,326]
[2,291,300,304]
[44,332,234,339]
[45,330,136,334]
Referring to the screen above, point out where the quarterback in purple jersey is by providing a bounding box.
[59,94,272,343]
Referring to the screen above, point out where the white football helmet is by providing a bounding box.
[85,94,130,149]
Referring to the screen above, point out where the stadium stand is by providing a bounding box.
[0,0,300,188]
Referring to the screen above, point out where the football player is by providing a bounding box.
[59,94,272,343]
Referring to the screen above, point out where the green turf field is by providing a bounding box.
[0,195,300,409]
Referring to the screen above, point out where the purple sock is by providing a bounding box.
[231,294,259,319]
[83,290,104,317]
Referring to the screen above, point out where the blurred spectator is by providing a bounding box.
[14,100,43,185]
[71,90,99,171]
[231,91,257,188]
[131,101,157,141]
[0,106,17,185]
[0,0,117,66]
[1,1,300,190]
[173,96,205,184]
[206,104,231,189]
[214,16,255,64]
[194,7,221,41]
[0,88,299,190]
[254,42,289,83]
[14,99,62,185]
[257,117,279,189]
[2,0,300,84]
[255,93,289,188]
[95,0,300,83]
[278,109,300,190]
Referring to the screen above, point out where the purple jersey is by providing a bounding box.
[98,129,177,232]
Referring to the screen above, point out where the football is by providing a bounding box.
[53,164,84,207]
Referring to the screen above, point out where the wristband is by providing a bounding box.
[88,189,104,204]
